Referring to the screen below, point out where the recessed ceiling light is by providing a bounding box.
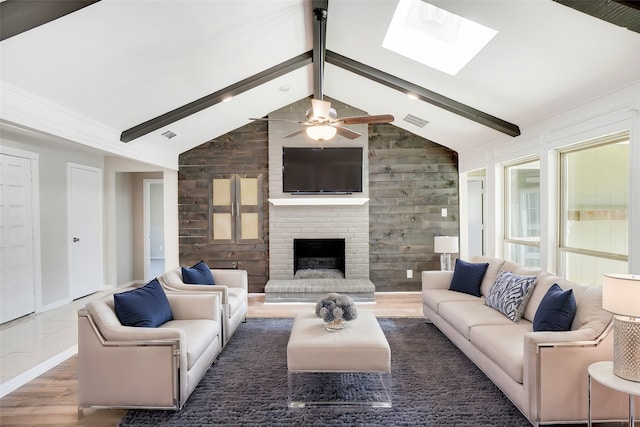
[383,0,497,75]
[279,83,291,92]
[407,93,419,100]
[222,96,233,102]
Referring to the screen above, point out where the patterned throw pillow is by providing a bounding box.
[485,271,537,322]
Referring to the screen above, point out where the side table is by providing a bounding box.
[588,361,640,427]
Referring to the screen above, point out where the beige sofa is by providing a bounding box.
[78,292,222,411]
[422,256,639,426]
[158,268,248,346]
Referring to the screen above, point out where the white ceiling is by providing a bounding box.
[1,0,640,160]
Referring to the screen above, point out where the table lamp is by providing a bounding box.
[602,273,640,382]
[434,236,458,271]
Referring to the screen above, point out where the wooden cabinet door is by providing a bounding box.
[211,174,263,243]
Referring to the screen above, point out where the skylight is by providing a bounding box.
[383,0,497,76]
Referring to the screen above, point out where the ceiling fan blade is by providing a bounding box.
[310,98,332,120]
[338,114,395,125]
[335,126,362,140]
[249,117,308,124]
[282,128,308,139]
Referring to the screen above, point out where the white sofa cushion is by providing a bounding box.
[470,323,532,384]
[227,288,246,317]
[529,274,611,336]
[162,319,218,370]
[523,273,556,321]
[422,289,481,314]
[439,301,513,339]
[500,261,541,277]
[471,256,506,296]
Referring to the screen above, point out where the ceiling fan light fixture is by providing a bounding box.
[306,124,337,141]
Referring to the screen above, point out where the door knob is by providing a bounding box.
[73,237,80,242]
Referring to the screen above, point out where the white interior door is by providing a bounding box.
[144,179,164,280]
[68,164,103,299]
[0,154,36,323]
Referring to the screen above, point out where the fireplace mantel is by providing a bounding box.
[268,197,369,206]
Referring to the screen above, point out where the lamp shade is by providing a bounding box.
[603,273,640,317]
[434,236,459,254]
[306,125,337,141]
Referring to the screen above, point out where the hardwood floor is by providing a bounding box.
[0,292,423,427]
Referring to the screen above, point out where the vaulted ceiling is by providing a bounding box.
[1,0,640,162]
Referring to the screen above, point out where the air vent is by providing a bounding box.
[161,130,177,139]
[402,113,429,128]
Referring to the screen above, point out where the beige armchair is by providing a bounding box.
[78,292,222,411]
[158,268,248,346]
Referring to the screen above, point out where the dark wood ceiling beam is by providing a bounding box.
[311,0,329,100]
[554,0,640,34]
[0,0,100,41]
[120,51,313,143]
[326,50,521,138]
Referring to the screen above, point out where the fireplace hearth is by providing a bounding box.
[266,237,375,303]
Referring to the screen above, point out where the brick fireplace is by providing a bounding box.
[268,203,370,280]
[267,98,370,282]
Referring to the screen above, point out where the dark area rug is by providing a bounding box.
[119,317,531,426]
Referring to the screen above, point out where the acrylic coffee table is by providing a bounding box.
[286,310,392,407]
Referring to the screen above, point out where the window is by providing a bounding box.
[504,159,540,266]
[559,133,629,285]
[382,0,497,75]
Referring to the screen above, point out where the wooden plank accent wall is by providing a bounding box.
[177,104,460,294]
[368,124,459,291]
[178,121,269,293]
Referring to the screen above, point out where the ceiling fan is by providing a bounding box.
[250,6,394,141]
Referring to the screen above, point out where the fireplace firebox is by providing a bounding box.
[293,239,345,277]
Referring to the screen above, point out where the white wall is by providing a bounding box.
[1,127,104,308]
[115,172,135,285]
[1,82,178,170]
[459,81,640,274]
[0,130,178,311]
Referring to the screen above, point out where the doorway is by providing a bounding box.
[144,179,164,280]
[0,150,39,323]
[68,163,103,300]
[467,171,486,258]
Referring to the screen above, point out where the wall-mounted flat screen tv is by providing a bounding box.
[282,147,363,194]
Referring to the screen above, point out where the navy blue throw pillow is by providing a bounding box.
[448,259,490,297]
[182,260,215,285]
[533,284,577,332]
[114,279,173,328]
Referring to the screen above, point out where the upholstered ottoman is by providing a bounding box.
[286,310,391,407]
